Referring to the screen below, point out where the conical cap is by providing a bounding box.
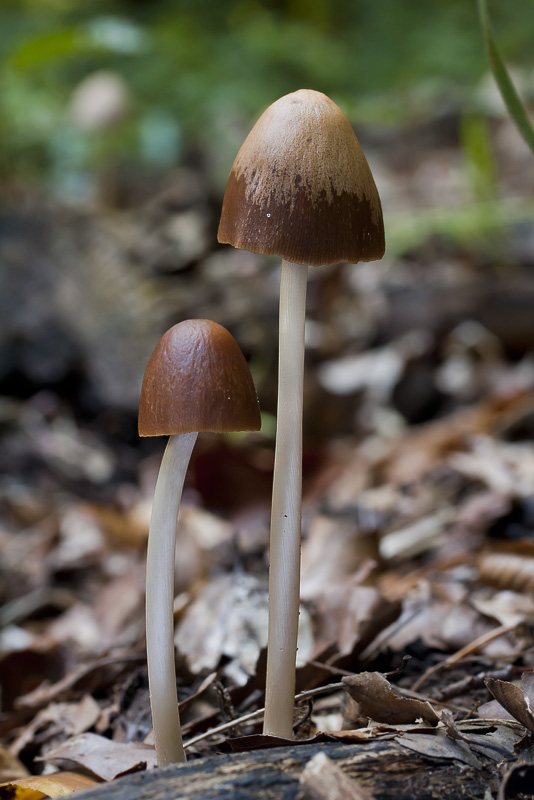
[139,319,261,436]
[218,89,385,267]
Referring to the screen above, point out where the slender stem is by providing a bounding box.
[146,431,198,766]
[263,259,308,738]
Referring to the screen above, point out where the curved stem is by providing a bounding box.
[146,431,198,765]
[263,259,308,738]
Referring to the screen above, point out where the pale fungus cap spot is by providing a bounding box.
[218,89,385,267]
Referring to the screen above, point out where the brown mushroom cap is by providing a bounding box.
[138,319,261,436]
[218,89,385,268]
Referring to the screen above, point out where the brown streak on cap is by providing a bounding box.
[138,319,261,437]
[218,89,385,267]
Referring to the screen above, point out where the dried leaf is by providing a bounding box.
[478,552,534,594]
[0,747,28,783]
[92,564,145,648]
[43,733,156,780]
[174,505,236,593]
[308,574,393,658]
[471,590,534,627]
[397,731,482,768]
[16,654,144,710]
[368,589,454,654]
[485,678,534,733]
[317,344,404,399]
[176,572,273,682]
[342,672,439,726]
[10,694,101,758]
[300,516,379,602]
[43,604,102,653]
[0,771,98,799]
[87,500,150,548]
[379,508,454,561]
[0,645,67,714]
[327,723,433,740]
[451,436,534,499]
[55,506,106,570]
[477,698,517,722]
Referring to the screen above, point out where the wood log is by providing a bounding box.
[74,726,521,800]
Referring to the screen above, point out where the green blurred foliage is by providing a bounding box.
[0,0,532,196]
[461,113,498,204]
[478,0,534,155]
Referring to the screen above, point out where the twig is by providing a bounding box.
[184,683,345,749]
[411,622,518,693]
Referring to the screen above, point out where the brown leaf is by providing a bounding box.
[10,694,101,758]
[0,646,67,714]
[92,564,145,648]
[478,552,534,594]
[342,672,439,726]
[308,576,391,658]
[327,723,434,741]
[383,392,531,485]
[485,678,534,733]
[477,698,518,722]
[379,508,454,561]
[42,733,156,780]
[472,590,534,627]
[175,572,269,681]
[0,747,28,783]
[397,732,482,768]
[16,654,144,710]
[450,436,534,499]
[0,771,98,799]
[300,516,379,602]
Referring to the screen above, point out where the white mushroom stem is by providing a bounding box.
[263,259,308,738]
[145,430,198,766]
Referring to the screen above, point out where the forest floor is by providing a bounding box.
[1,107,534,799]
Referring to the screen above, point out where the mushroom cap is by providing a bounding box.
[138,319,261,436]
[218,89,385,267]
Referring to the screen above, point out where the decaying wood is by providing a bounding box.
[75,725,523,800]
[299,753,374,800]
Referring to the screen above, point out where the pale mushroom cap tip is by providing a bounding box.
[218,89,385,267]
[138,319,261,436]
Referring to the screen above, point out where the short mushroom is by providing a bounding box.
[139,319,261,765]
[218,89,385,738]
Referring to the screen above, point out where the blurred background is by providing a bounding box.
[0,0,533,523]
[1,1,534,770]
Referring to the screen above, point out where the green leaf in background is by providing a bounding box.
[1,0,532,192]
[477,0,534,155]
[10,28,80,70]
[461,112,498,203]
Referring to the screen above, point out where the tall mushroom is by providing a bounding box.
[139,319,261,765]
[218,89,385,738]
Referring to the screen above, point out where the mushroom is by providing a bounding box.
[218,89,385,738]
[139,319,261,765]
